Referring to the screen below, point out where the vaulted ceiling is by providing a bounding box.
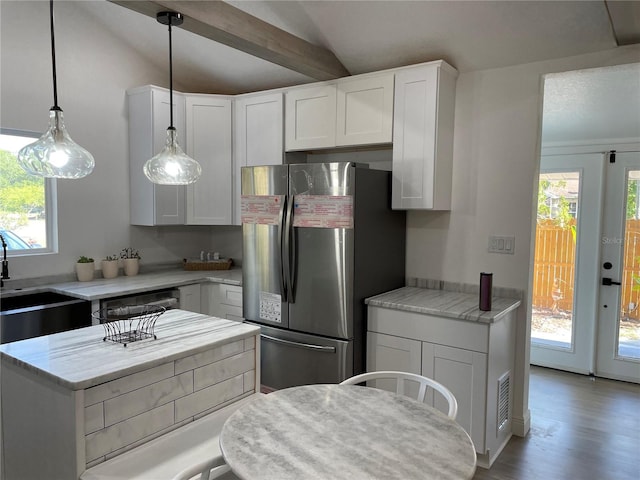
[66,1,640,143]
[87,0,640,94]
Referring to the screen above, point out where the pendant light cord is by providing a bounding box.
[168,19,174,129]
[50,0,59,110]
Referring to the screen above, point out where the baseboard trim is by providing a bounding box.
[512,409,531,437]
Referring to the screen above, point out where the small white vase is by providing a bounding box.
[101,260,119,279]
[76,262,95,282]
[123,258,140,276]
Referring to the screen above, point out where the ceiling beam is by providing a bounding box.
[605,0,640,45]
[109,0,350,80]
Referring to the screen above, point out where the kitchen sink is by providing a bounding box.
[1,292,92,344]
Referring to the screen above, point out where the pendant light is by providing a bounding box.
[143,11,201,185]
[17,0,95,179]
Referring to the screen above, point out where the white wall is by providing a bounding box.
[0,1,230,280]
[408,43,640,434]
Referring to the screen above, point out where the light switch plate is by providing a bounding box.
[489,235,515,254]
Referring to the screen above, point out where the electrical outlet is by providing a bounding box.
[489,235,515,254]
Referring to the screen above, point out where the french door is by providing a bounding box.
[596,152,640,382]
[531,152,640,383]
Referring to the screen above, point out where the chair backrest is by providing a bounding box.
[340,370,458,419]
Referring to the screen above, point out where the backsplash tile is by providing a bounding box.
[406,277,523,300]
[174,339,244,375]
[193,350,254,391]
[83,336,256,469]
[103,371,194,427]
[84,403,104,435]
[85,362,174,406]
[85,403,175,462]
[175,374,245,423]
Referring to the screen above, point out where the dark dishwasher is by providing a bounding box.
[0,292,92,344]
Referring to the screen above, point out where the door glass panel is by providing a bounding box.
[619,170,640,359]
[532,172,580,348]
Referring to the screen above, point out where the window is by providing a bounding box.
[0,129,56,255]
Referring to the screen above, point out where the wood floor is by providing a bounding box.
[473,366,640,480]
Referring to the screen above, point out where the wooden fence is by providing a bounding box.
[533,219,640,320]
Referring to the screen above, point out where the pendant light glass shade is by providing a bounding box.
[18,0,94,179]
[143,11,201,185]
[18,108,95,178]
[143,127,201,185]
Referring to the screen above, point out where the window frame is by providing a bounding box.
[0,128,58,256]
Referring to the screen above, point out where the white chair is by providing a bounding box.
[171,457,233,480]
[340,370,458,419]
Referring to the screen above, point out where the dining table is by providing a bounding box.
[219,384,477,479]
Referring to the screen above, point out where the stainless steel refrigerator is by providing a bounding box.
[241,162,406,390]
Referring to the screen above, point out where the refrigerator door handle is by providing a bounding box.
[277,195,288,302]
[260,334,337,353]
[284,195,296,303]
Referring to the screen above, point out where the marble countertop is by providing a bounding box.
[220,384,476,480]
[1,268,242,301]
[366,286,521,323]
[0,309,259,390]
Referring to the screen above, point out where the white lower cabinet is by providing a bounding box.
[422,342,488,453]
[177,283,202,313]
[202,284,243,321]
[367,331,421,374]
[367,305,515,468]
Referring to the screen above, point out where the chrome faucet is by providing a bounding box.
[0,234,9,288]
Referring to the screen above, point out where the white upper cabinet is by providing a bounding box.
[233,92,284,225]
[285,84,336,151]
[392,61,457,210]
[128,86,186,226]
[127,61,456,225]
[285,74,394,151]
[185,95,233,225]
[336,75,394,147]
[127,86,233,226]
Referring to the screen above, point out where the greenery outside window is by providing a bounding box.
[0,129,57,255]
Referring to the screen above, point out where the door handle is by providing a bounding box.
[277,195,287,302]
[602,277,622,286]
[284,195,295,303]
[260,334,336,353]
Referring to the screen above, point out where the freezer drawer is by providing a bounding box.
[247,322,353,390]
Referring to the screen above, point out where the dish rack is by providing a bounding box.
[92,304,165,347]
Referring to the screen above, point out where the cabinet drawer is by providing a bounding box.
[218,304,243,322]
[368,305,489,353]
[218,284,243,307]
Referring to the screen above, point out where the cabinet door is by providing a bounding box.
[233,93,284,225]
[128,86,186,226]
[285,84,336,151]
[185,96,233,225]
[422,342,487,452]
[336,75,394,146]
[367,332,422,394]
[392,63,456,210]
[205,284,243,320]
[177,284,201,313]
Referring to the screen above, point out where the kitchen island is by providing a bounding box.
[0,309,260,480]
